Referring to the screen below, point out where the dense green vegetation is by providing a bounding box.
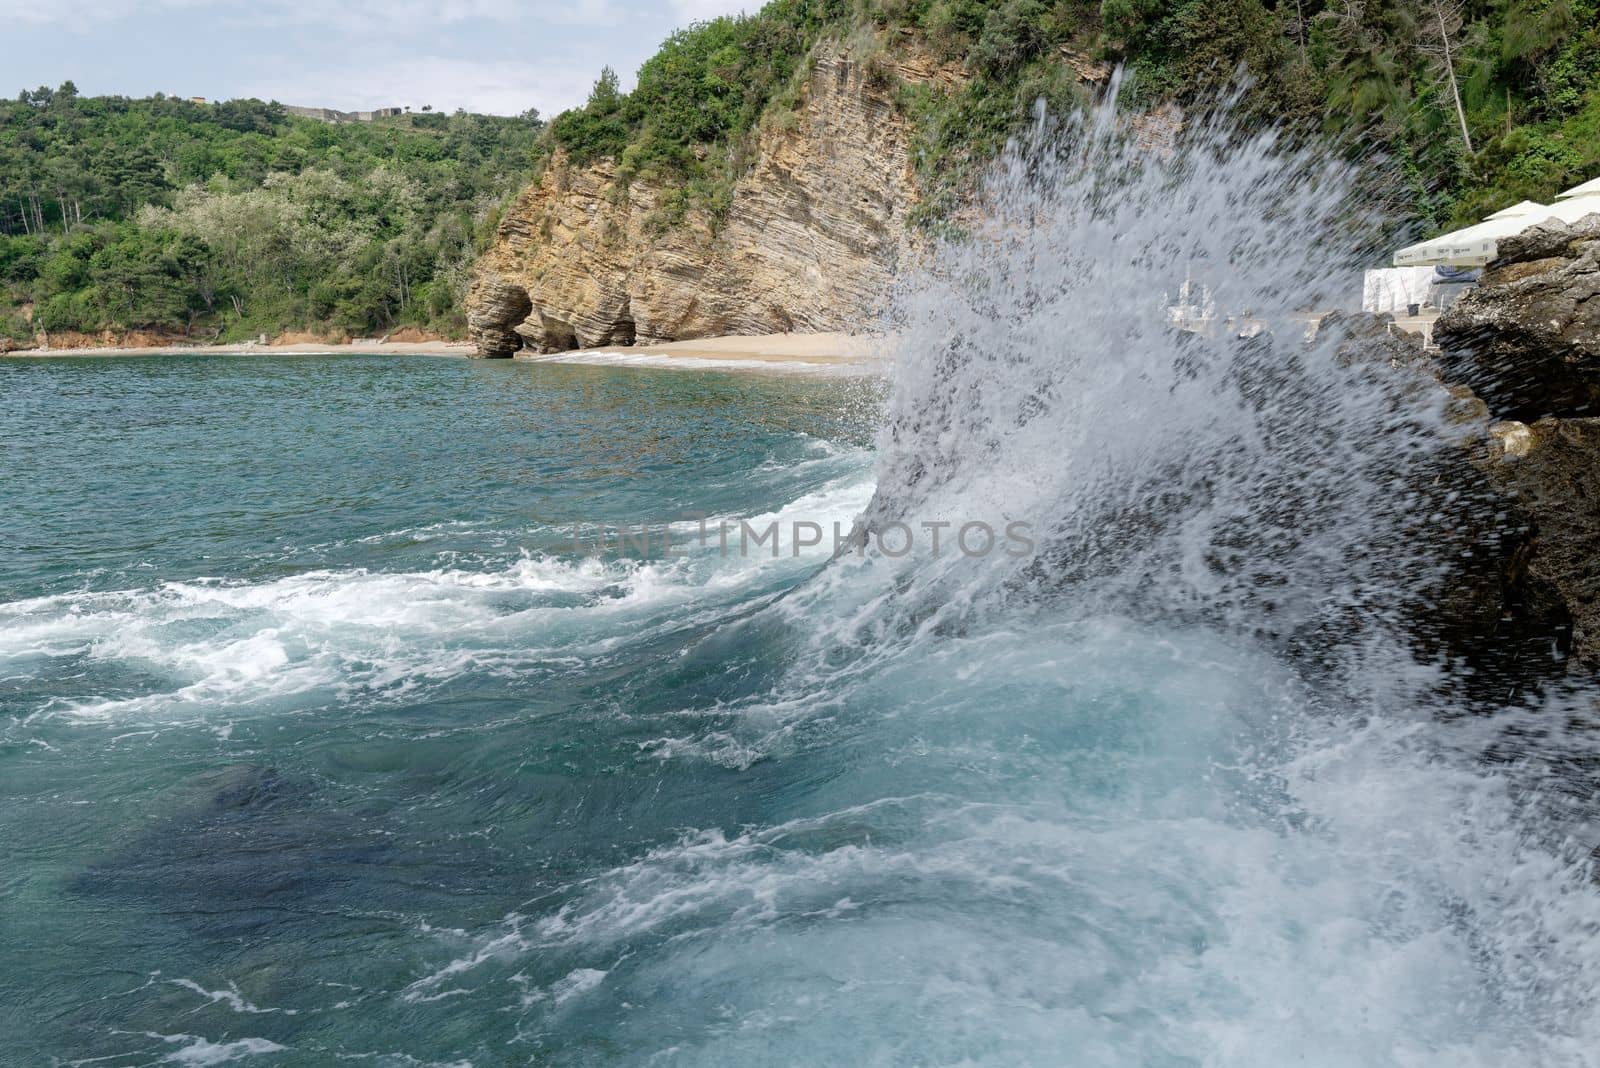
[3,0,1595,346]
[1087,0,1600,228]
[0,86,544,345]
[549,0,853,229]
[548,0,1600,234]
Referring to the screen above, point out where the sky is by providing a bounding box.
[1,0,751,118]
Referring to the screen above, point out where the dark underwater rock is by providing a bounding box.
[186,763,288,812]
[70,764,394,937]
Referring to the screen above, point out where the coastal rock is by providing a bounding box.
[1434,214,1600,420]
[1481,417,1600,672]
[466,42,937,357]
[1303,315,1568,693]
[1324,315,1588,687]
[1427,226,1600,680]
[1424,240,1600,685]
[466,276,533,359]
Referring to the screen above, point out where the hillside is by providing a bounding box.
[467,0,1600,354]
[4,0,1596,352]
[0,90,544,347]
[631,0,1599,231]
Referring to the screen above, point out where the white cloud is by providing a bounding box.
[0,0,206,27]
[667,0,750,20]
[4,1,718,113]
[0,0,623,30]
[247,0,626,30]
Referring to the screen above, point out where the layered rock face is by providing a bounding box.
[467,44,936,358]
[1436,215,1600,675]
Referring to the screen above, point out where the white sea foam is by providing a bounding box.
[408,624,1600,1065]
[4,461,872,729]
[169,978,297,1016]
[149,1033,287,1065]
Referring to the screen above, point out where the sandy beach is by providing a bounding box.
[514,331,883,373]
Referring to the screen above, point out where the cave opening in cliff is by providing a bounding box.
[609,309,636,347]
[541,316,580,353]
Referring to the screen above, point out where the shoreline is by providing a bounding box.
[1,339,478,358]
[2,331,883,370]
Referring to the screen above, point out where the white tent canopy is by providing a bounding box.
[1531,196,1600,226]
[1556,177,1600,200]
[1393,185,1600,267]
[1485,200,1548,219]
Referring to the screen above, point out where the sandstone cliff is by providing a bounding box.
[467,44,949,358]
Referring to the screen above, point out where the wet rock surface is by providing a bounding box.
[1434,215,1600,421]
[1481,417,1600,673]
[1428,217,1600,683]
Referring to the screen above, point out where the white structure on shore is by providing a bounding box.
[1393,179,1600,267]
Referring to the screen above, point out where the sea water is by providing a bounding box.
[5,98,1600,1065]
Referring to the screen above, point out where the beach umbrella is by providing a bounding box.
[1434,214,1543,265]
[1392,236,1438,266]
[1424,201,1600,266]
[1555,177,1600,200]
[1393,198,1600,267]
[1485,200,1548,219]
[1532,197,1600,225]
[1392,218,1504,266]
[1393,203,1534,266]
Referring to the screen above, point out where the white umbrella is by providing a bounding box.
[1393,204,1531,266]
[1555,177,1600,200]
[1393,217,1510,266]
[1435,214,1541,265]
[1506,198,1600,232]
[1392,198,1600,267]
[1485,200,1548,219]
[1432,200,1600,265]
[1392,236,1439,265]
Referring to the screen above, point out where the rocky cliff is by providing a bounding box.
[467,44,952,358]
[1435,213,1600,676]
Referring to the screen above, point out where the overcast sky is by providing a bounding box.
[1,0,750,117]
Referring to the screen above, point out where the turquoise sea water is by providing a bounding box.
[3,353,1598,1066]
